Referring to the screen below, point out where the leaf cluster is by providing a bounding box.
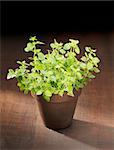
[7,36,100,101]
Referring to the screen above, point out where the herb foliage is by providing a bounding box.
[7,36,100,101]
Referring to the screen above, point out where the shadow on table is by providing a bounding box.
[58,119,114,150]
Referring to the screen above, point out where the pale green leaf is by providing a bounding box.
[76,72,83,79]
[89,74,95,79]
[24,42,35,52]
[44,90,52,97]
[87,62,93,70]
[74,45,80,54]
[34,49,41,54]
[7,69,16,79]
[85,47,91,52]
[69,39,79,44]
[38,52,45,60]
[36,90,42,95]
[94,67,100,73]
[36,41,45,45]
[63,43,71,50]
[59,49,66,54]
[93,57,100,64]
[81,56,87,62]
[50,43,55,49]
[43,95,50,102]
[29,36,37,41]
[80,62,86,69]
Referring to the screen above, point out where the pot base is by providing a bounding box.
[36,91,81,130]
[45,120,73,131]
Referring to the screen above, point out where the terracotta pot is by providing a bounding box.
[35,89,81,130]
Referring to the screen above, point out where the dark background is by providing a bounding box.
[1,1,114,36]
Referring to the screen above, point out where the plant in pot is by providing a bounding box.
[7,36,100,130]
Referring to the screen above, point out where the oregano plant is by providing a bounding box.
[7,36,100,101]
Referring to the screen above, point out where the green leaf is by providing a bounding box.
[59,49,66,54]
[88,53,93,59]
[63,43,71,50]
[58,90,64,96]
[85,47,91,52]
[89,74,96,79]
[17,60,28,66]
[17,82,25,91]
[85,52,88,57]
[50,43,55,49]
[34,49,41,54]
[24,42,35,52]
[92,49,96,52]
[17,61,23,65]
[50,39,63,50]
[36,41,45,45]
[29,36,37,41]
[69,39,79,44]
[81,56,87,62]
[67,91,74,97]
[7,69,16,79]
[54,39,57,43]
[80,62,86,69]
[74,45,80,54]
[93,57,100,64]
[44,90,52,97]
[67,84,74,96]
[36,90,42,95]
[38,52,45,60]
[87,62,93,70]
[76,72,83,80]
[24,89,29,94]
[35,64,44,70]
[85,47,96,53]
[31,89,36,95]
[94,67,100,73]
[43,95,50,102]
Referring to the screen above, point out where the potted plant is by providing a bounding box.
[7,36,100,130]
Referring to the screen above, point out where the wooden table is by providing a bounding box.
[1,32,114,150]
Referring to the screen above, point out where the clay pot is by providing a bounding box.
[35,89,81,130]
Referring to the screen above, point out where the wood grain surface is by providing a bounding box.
[0,32,114,150]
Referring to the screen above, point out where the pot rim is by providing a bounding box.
[38,95,78,104]
[31,89,81,104]
[32,89,81,104]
